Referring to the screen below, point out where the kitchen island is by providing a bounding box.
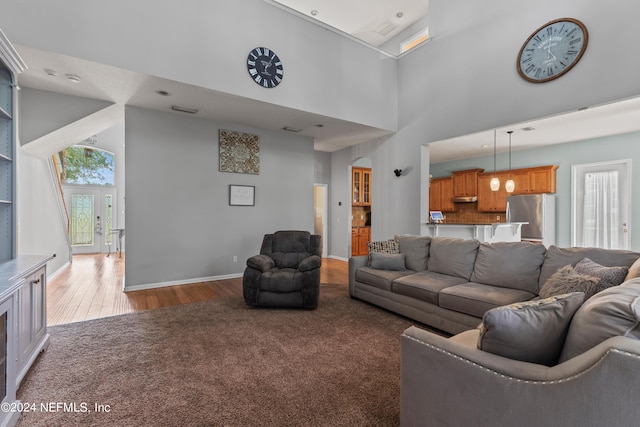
[424,222,527,243]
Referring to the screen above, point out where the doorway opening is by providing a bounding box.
[571,159,631,249]
[314,184,329,257]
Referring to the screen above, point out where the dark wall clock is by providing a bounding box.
[247,47,283,88]
[517,18,588,83]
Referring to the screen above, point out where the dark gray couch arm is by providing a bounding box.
[246,254,275,272]
[401,325,640,427]
[299,255,321,272]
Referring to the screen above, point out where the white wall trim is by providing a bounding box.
[0,28,27,73]
[123,273,244,293]
[327,255,348,262]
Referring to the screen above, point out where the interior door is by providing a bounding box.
[63,186,116,254]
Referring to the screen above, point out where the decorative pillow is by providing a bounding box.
[625,257,640,281]
[559,278,640,363]
[395,234,430,271]
[370,253,406,271]
[477,292,585,366]
[539,265,600,300]
[367,239,399,266]
[574,257,628,292]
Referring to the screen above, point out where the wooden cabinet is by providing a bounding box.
[452,168,484,197]
[477,165,558,212]
[352,167,371,206]
[511,165,558,194]
[429,177,455,212]
[352,227,371,256]
[477,171,510,212]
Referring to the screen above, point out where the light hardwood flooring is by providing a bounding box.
[47,254,348,325]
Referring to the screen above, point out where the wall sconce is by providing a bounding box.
[394,168,403,177]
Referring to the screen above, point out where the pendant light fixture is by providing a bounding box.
[490,129,500,191]
[505,130,515,193]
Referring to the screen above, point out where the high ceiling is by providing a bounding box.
[11,2,640,160]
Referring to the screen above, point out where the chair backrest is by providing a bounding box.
[260,230,322,268]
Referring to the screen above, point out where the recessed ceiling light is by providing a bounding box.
[315,124,324,128]
[44,68,57,77]
[396,12,404,18]
[481,144,490,149]
[521,126,535,131]
[155,90,171,96]
[310,9,318,16]
[65,74,81,83]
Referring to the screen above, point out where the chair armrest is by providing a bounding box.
[401,325,640,427]
[298,255,321,272]
[246,254,274,272]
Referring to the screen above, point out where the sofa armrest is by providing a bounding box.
[299,255,321,272]
[246,254,274,273]
[348,255,369,296]
[401,325,640,427]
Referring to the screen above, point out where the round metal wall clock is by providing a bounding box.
[517,18,588,83]
[247,47,284,88]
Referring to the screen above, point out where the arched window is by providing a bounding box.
[58,145,114,186]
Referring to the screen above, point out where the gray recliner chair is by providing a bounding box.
[243,230,322,309]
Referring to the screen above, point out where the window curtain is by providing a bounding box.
[582,170,619,249]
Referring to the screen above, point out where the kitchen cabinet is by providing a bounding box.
[477,171,510,212]
[429,177,455,212]
[511,165,558,194]
[352,227,371,256]
[452,168,484,197]
[352,167,371,206]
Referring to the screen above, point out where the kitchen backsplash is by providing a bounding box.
[442,203,506,224]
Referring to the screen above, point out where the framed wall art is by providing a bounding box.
[229,185,255,206]
[219,129,260,174]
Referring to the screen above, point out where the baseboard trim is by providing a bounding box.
[328,255,349,262]
[123,273,244,292]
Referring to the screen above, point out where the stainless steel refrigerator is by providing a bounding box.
[506,194,556,247]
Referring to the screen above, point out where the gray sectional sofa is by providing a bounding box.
[350,235,640,426]
[348,235,640,334]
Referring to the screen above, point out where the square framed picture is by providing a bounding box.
[229,185,255,206]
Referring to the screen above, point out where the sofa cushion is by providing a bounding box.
[355,267,413,292]
[559,278,640,363]
[370,253,406,271]
[478,292,584,366]
[427,237,480,280]
[395,234,431,271]
[539,265,600,300]
[625,257,640,281]
[392,271,468,305]
[439,283,536,318]
[539,245,640,288]
[573,257,628,292]
[470,242,546,293]
[367,239,399,266]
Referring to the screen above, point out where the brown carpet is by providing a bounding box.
[16,283,429,426]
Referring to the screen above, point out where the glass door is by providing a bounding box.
[64,187,116,254]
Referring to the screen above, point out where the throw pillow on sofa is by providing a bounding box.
[477,292,585,366]
[539,265,600,300]
[370,252,406,271]
[573,257,629,292]
[559,278,640,362]
[367,239,399,266]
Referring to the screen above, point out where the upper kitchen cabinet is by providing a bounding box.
[452,168,484,198]
[352,167,371,206]
[510,165,558,194]
[429,177,455,212]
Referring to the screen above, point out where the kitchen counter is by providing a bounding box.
[424,222,528,243]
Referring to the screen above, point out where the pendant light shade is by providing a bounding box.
[505,130,515,193]
[490,129,500,191]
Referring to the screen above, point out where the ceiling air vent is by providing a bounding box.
[171,105,198,114]
[374,21,397,36]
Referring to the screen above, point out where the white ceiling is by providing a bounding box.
[12,1,640,160]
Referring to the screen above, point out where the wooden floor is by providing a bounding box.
[47,254,348,326]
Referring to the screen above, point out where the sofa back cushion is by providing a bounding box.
[395,234,431,271]
[427,237,480,280]
[539,246,640,288]
[470,242,546,293]
[559,278,640,363]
